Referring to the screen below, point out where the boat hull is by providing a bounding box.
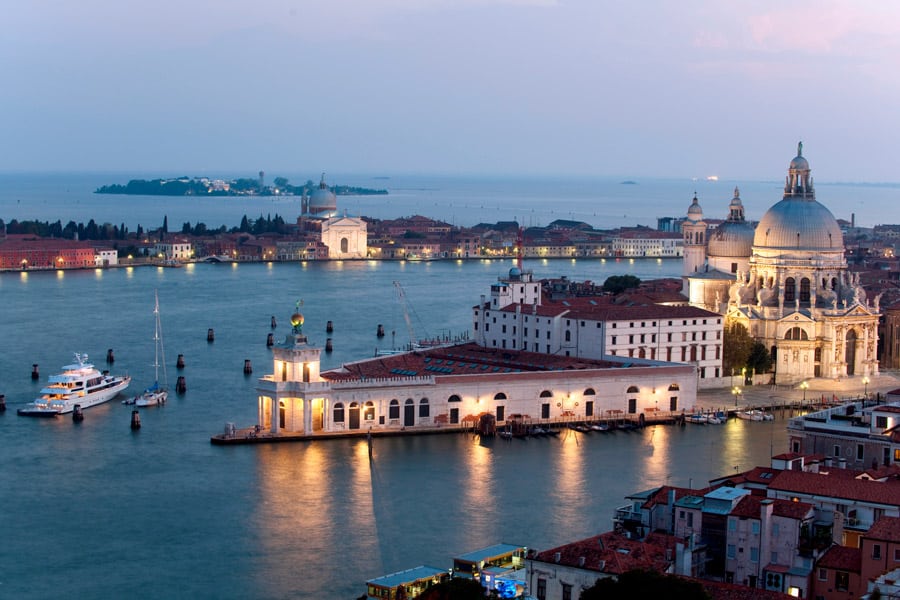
[18,376,131,417]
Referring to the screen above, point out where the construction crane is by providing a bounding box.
[393,281,420,350]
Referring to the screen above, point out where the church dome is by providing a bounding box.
[753,198,843,250]
[753,144,843,251]
[709,221,754,258]
[686,194,703,220]
[308,174,337,214]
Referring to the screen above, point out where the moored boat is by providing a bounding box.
[17,353,130,417]
[125,291,168,407]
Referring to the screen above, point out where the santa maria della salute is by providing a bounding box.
[683,143,880,384]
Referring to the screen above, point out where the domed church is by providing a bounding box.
[684,143,881,383]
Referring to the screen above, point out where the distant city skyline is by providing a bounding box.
[5,2,900,181]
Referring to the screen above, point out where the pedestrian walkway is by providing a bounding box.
[696,371,900,412]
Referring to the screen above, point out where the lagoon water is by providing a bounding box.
[1,259,789,599]
[0,171,877,598]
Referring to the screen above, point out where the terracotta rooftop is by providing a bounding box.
[532,531,676,575]
[642,485,712,510]
[817,545,862,572]
[496,297,719,322]
[321,341,669,381]
[768,470,900,506]
[865,516,900,543]
[730,496,814,520]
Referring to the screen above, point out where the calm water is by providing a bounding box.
[1,171,897,231]
[0,260,789,599]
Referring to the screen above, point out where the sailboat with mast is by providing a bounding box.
[125,290,168,407]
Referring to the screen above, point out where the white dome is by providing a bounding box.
[753,198,843,251]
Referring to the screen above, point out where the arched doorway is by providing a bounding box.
[845,329,858,375]
[404,398,415,426]
[349,402,360,429]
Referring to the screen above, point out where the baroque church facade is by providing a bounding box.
[683,144,880,384]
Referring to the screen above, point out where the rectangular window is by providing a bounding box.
[876,416,888,428]
[727,544,736,559]
[873,544,882,560]
[585,401,593,417]
[612,336,617,345]
[728,518,736,531]
[857,444,865,461]
[628,398,637,414]
[836,571,849,592]
[771,551,778,564]
[893,547,900,561]
[496,406,504,422]
[687,512,693,527]
[562,583,572,600]
[818,568,827,581]
[670,397,677,411]
[834,445,841,457]
[537,578,546,600]
[752,521,760,535]
[750,547,759,563]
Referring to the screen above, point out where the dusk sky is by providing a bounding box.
[5,1,900,180]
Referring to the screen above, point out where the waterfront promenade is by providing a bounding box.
[694,371,900,413]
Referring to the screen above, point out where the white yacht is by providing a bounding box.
[17,353,131,417]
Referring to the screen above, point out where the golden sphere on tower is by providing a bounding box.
[290,313,304,327]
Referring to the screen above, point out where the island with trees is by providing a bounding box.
[95,176,388,197]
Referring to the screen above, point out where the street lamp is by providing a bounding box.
[732,386,742,407]
[800,381,809,408]
[863,376,870,399]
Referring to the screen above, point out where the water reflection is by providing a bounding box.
[550,430,586,525]
[641,425,671,487]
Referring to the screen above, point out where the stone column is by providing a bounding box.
[271,396,280,434]
[304,397,312,434]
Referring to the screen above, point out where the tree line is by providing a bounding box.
[0,213,291,241]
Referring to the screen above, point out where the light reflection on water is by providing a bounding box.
[1,261,790,599]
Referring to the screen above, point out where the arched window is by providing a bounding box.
[668,383,680,391]
[639,348,646,359]
[448,394,462,403]
[419,398,430,418]
[333,402,345,423]
[831,277,838,290]
[494,392,507,401]
[627,386,639,393]
[800,278,810,302]
[784,277,796,302]
[389,399,400,420]
[583,388,596,396]
[785,327,808,341]
[363,401,375,421]
[540,390,552,398]
[340,238,349,253]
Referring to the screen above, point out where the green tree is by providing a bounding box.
[723,321,754,377]
[603,274,641,294]
[747,340,773,375]
[581,569,710,600]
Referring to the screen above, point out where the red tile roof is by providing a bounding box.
[865,516,900,543]
[321,341,682,382]
[730,496,814,520]
[768,470,900,507]
[817,545,862,572]
[532,531,677,575]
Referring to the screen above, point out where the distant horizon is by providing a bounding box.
[2,169,899,188]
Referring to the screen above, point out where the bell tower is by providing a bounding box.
[682,193,707,278]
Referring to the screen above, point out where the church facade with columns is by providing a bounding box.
[683,144,880,384]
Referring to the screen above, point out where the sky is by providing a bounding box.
[4,1,900,180]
